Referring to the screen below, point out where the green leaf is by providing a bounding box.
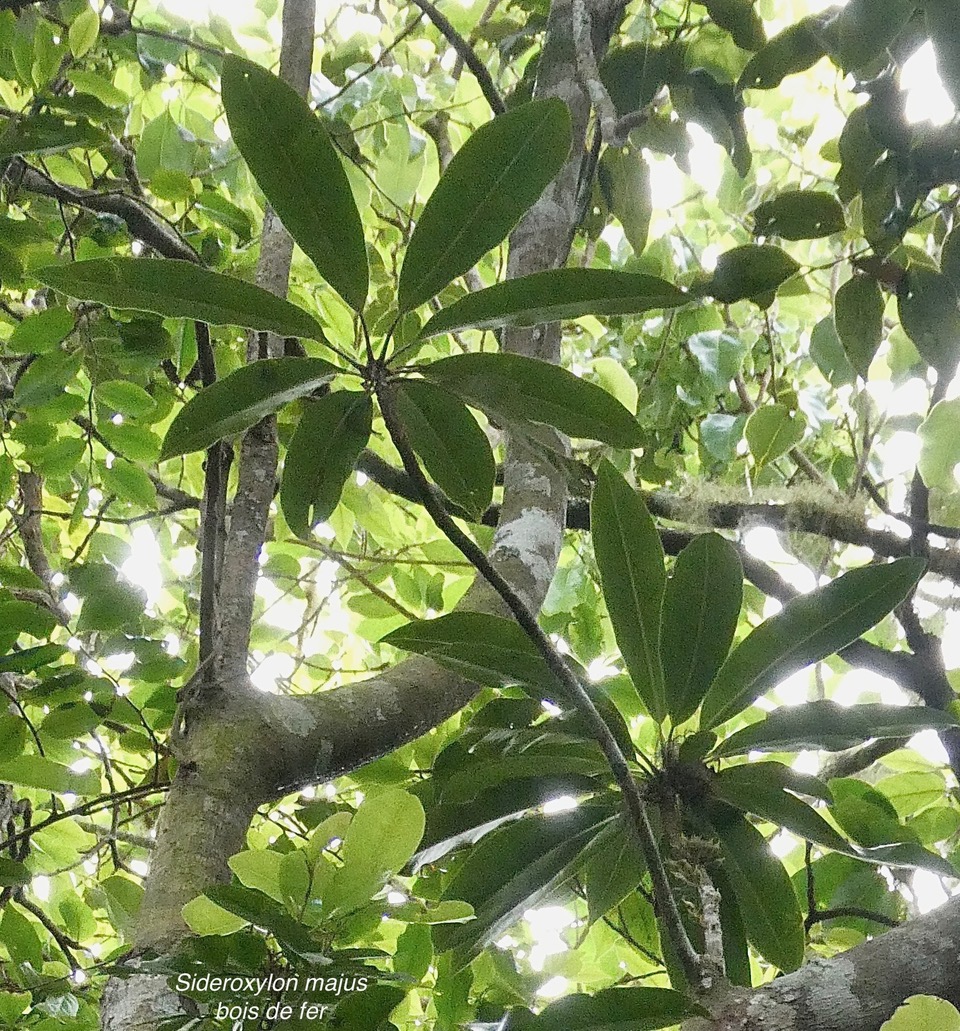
[592,357,638,414]
[382,612,559,692]
[221,56,368,310]
[591,461,666,721]
[182,894,250,936]
[661,534,742,723]
[94,380,156,418]
[280,390,373,538]
[0,644,67,674]
[706,810,804,972]
[0,991,30,1028]
[434,807,613,962]
[835,275,884,379]
[6,307,74,354]
[810,315,857,387]
[704,0,766,51]
[599,147,652,254]
[716,701,960,756]
[68,6,99,58]
[323,789,425,916]
[924,0,960,110]
[394,379,495,518]
[582,817,647,925]
[0,756,100,796]
[419,268,688,339]
[398,99,572,312]
[835,0,916,72]
[36,258,323,340]
[897,267,960,376]
[713,763,852,852]
[753,190,845,240]
[700,557,926,729]
[0,904,42,970]
[0,860,29,889]
[160,357,340,459]
[529,987,708,1030]
[745,404,806,468]
[420,352,642,448]
[228,850,284,903]
[706,245,800,303]
[687,331,748,391]
[0,600,56,640]
[600,43,685,118]
[918,398,960,490]
[739,16,828,90]
[881,997,960,1031]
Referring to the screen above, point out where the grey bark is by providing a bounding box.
[684,895,960,1031]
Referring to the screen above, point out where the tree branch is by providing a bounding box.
[407,0,506,115]
[685,896,960,1031]
[7,158,198,263]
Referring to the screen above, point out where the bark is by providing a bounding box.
[684,895,960,1031]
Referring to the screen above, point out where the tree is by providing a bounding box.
[1,0,960,1028]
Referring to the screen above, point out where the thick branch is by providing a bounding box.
[685,896,960,1031]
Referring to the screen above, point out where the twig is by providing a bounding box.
[407,0,505,115]
[7,158,198,263]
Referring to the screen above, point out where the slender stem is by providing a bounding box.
[376,379,703,987]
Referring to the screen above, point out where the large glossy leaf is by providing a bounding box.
[660,533,742,723]
[433,807,613,962]
[528,987,708,1030]
[160,357,341,459]
[591,461,666,721]
[705,810,805,972]
[699,557,926,729]
[419,268,688,338]
[36,258,323,339]
[395,379,495,519]
[280,390,373,538]
[716,701,960,757]
[221,56,368,310]
[398,99,571,312]
[582,816,647,925]
[420,352,643,448]
[381,612,559,692]
[713,762,852,853]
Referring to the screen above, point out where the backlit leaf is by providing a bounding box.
[835,275,884,379]
[395,379,495,518]
[661,533,742,723]
[382,612,559,692]
[700,558,926,729]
